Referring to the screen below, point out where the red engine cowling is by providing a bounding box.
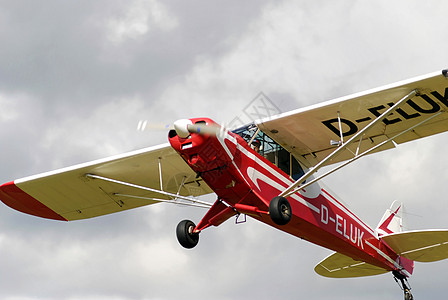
[169,118,225,169]
[168,118,245,197]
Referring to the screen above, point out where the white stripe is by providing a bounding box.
[247,167,320,213]
[401,243,443,256]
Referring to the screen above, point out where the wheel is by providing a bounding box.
[404,289,413,300]
[176,220,199,249]
[269,196,292,225]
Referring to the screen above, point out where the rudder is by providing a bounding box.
[376,201,403,236]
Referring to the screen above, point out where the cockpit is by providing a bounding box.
[233,123,305,180]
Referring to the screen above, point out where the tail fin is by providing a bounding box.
[376,202,414,277]
[375,201,403,236]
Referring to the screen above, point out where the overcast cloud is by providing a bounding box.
[0,1,448,299]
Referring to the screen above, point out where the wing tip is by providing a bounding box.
[0,181,67,221]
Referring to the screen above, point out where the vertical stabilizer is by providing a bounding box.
[375,201,403,236]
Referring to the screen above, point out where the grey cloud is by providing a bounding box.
[0,0,448,299]
[0,1,270,116]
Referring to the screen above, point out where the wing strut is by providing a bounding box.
[278,89,420,199]
[337,111,345,145]
[85,174,212,208]
[158,157,164,191]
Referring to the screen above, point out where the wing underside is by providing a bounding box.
[257,70,448,168]
[0,144,213,221]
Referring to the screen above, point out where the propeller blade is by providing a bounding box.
[187,123,221,136]
[137,120,172,131]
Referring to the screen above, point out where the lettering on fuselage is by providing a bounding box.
[320,204,364,249]
[322,87,448,137]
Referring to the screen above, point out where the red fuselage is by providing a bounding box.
[168,118,413,277]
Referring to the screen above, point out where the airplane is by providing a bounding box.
[2,70,448,299]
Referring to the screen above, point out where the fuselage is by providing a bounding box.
[168,118,413,277]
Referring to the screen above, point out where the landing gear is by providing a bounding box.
[269,196,292,225]
[393,271,414,300]
[404,289,413,300]
[176,220,199,249]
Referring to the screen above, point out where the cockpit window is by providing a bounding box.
[233,123,305,180]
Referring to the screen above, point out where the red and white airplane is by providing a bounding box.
[2,70,448,299]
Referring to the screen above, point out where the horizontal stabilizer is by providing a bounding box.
[381,230,448,262]
[315,252,388,278]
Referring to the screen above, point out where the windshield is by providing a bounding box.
[233,123,305,180]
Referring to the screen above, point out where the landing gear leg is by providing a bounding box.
[176,220,199,249]
[393,271,414,300]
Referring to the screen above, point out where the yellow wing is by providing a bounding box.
[0,143,212,221]
[257,70,448,168]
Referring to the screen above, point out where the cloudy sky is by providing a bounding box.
[0,1,448,299]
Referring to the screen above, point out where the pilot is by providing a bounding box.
[251,139,261,153]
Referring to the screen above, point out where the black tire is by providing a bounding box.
[176,220,199,249]
[269,196,292,225]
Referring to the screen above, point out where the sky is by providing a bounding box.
[0,0,448,299]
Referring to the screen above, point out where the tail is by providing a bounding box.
[315,202,448,282]
[377,202,448,276]
[375,200,404,236]
[374,202,414,277]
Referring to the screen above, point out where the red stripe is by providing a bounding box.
[0,181,67,221]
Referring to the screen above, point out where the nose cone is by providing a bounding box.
[173,119,193,138]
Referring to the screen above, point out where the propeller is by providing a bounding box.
[173,119,223,138]
[137,119,225,138]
